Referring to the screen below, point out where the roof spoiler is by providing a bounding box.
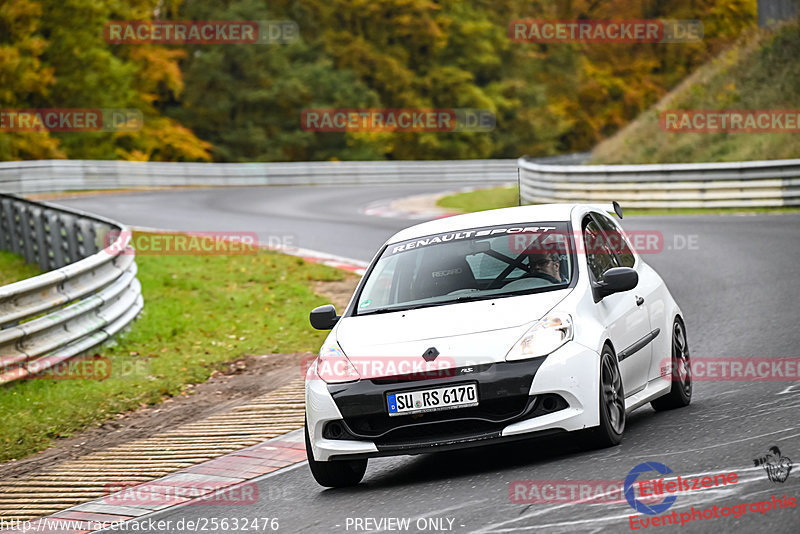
[588,201,624,219]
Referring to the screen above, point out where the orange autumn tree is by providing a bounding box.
[0,0,210,161]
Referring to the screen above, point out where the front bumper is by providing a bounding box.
[305,342,600,461]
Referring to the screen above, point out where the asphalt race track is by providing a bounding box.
[54,187,800,533]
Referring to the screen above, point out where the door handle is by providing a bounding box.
[636,296,644,306]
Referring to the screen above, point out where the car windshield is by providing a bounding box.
[355,222,573,315]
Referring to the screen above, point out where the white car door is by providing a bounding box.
[594,212,666,383]
[584,215,653,396]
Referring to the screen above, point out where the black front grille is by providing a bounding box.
[324,392,569,452]
[326,358,554,448]
[373,419,501,447]
[343,394,530,437]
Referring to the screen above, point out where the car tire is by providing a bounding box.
[651,318,692,411]
[305,419,367,488]
[581,346,625,449]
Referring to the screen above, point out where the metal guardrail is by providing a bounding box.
[0,194,142,384]
[0,159,521,194]
[518,157,800,208]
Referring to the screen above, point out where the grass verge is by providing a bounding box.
[437,186,800,216]
[437,186,521,213]
[0,251,42,286]
[0,231,347,462]
[590,24,800,164]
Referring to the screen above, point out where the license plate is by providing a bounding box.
[387,384,478,416]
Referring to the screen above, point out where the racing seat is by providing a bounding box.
[412,254,476,300]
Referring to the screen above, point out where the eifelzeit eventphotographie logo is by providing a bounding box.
[753,446,793,483]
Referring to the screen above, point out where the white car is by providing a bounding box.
[304,203,691,487]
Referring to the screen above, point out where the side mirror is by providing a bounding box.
[310,304,340,330]
[593,267,638,302]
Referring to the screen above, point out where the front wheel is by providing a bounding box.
[305,419,367,488]
[581,347,625,449]
[651,318,692,411]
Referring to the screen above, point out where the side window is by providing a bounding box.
[594,213,636,268]
[584,219,619,281]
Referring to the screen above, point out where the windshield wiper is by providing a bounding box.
[358,304,427,315]
[357,295,485,315]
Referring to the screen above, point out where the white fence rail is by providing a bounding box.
[0,159,523,194]
[518,157,800,208]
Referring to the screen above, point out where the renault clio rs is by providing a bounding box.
[304,203,692,487]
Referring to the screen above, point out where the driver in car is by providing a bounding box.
[529,252,564,284]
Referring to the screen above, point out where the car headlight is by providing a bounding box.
[315,342,361,384]
[505,313,573,361]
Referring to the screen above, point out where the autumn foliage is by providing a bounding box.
[0,0,757,162]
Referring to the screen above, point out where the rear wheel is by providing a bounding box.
[305,419,367,488]
[651,318,692,411]
[581,347,625,449]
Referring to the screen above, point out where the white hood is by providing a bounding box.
[336,288,571,368]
